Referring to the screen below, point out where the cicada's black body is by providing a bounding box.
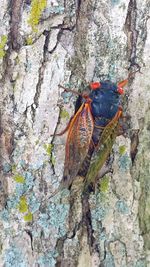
[57,79,127,189]
[77,81,123,178]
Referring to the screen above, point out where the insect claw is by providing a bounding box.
[54,116,74,136]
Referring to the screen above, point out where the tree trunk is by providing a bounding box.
[0,0,150,266]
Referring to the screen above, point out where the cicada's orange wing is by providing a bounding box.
[63,101,94,186]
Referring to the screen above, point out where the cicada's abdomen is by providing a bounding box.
[78,126,104,177]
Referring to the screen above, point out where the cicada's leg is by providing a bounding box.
[92,125,105,147]
[117,112,131,136]
[53,116,74,136]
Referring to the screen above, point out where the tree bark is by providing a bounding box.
[0,0,150,266]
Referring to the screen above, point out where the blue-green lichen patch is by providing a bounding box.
[7,195,20,210]
[118,153,131,172]
[15,171,34,197]
[90,192,111,254]
[134,259,146,267]
[111,0,120,6]
[90,192,110,231]
[1,167,35,228]
[61,91,72,103]
[37,250,58,267]
[99,228,107,241]
[18,160,26,168]
[27,193,41,213]
[37,198,70,238]
[115,200,129,214]
[103,251,115,267]
[24,172,34,188]
[61,83,76,103]
[4,245,28,267]
[3,163,11,173]
[91,205,107,230]
[0,35,8,59]
[15,183,27,197]
[45,5,64,15]
[0,209,10,222]
[28,0,47,31]
[5,169,35,222]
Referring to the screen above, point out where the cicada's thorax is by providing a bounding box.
[89,81,121,128]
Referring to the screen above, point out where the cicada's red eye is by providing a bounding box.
[90,82,101,90]
[117,79,128,94]
[117,87,124,95]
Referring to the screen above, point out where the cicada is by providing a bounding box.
[56,77,129,190]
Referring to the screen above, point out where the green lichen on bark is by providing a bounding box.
[43,143,53,156]
[0,35,7,59]
[28,0,47,31]
[18,196,28,213]
[60,109,70,119]
[23,211,33,222]
[25,36,33,45]
[43,144,55,165]
[100,176,109,193]
[13,174,25,184]
[119,145,126,155]
[18,196,33,221]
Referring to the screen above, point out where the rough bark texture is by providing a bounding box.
[0,0,150,266]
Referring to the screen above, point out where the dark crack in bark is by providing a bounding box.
[31,41,46,123]
[25,230,34,251]
[0,108,8,208]
[130,129,139,164]
[82,192,100,256]
[70,0,93,81]
[55,237,66,267]
[76,0,82,18]
[48,29,62,54]
[124,0,139,70]
[31,24,74,123]
[10,0,23,51]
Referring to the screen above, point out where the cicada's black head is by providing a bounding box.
[89,80,125,126]
[90,80,124,96]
